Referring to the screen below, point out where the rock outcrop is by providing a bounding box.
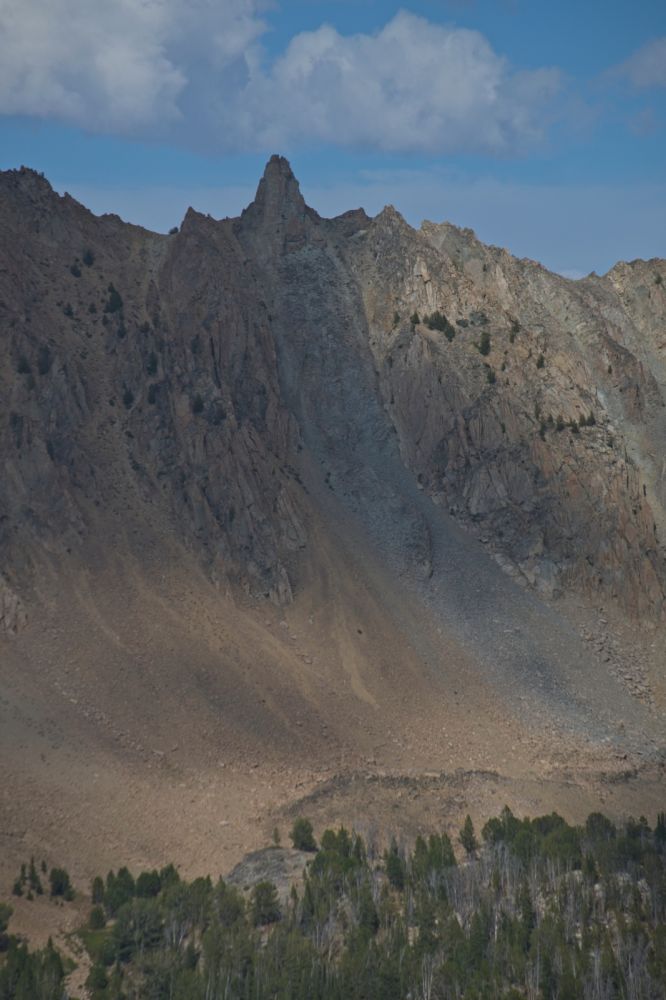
[351,211,665,615]
[0,576,26,634]
[0,158,664,622]
[0,164,306,604]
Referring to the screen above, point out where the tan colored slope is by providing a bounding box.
[2,499,663,899]
[1,161,665,937]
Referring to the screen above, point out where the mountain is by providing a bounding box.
[1,158,664,889]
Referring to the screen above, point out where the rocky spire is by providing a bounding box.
[241,155,313,228]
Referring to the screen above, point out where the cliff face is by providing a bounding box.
[350,210,665,616]
[1,157,665,628]
[0,164,306,610]
[4,158,666,893]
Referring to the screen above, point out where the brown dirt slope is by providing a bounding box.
[0,161,665,935]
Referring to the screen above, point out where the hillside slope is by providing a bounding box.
[0,159,664,891]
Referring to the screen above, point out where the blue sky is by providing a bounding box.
[1,0,665,276]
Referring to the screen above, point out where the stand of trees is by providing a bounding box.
[2,808,666,999]
[0,935,65,1000]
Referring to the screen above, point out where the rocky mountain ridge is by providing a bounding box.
[1,156,665,627]
[359,206,666,616]
[1,155,665,901]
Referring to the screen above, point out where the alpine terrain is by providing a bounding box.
[1,156,665,907]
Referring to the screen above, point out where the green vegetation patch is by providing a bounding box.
[3,809,666,1000]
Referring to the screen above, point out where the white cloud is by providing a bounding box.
[0,0,265,132]
[614,37,666,89]
[232,11,561,153]
[0,4,560,154]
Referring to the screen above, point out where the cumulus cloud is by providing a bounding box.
[0,0,265,132]
[232,12,561,153]
[0,4,560,153]
[614,37,666,89]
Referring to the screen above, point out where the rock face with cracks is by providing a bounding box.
[2,158,666,916]
[0,163,306,613]
[1,156,665,626]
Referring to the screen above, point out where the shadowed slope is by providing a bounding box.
[0,160,664,892]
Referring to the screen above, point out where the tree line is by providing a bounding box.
[1,808,666,999]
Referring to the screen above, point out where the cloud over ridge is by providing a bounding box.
[231,12,561,153]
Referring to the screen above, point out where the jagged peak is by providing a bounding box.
[246,154,307,218]
[262,154,299,186]
[421,218,477,241]
[179,205,213,232]
[604,256,666,279]
[419,216,528,270]
[375,204,408,226]
[0,165,56,197]
[369,204,415,241]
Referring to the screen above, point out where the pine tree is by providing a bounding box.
[252,881,281,926]
[385,839,406,890]
[460,815,478,855]
[290,818,317,852]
